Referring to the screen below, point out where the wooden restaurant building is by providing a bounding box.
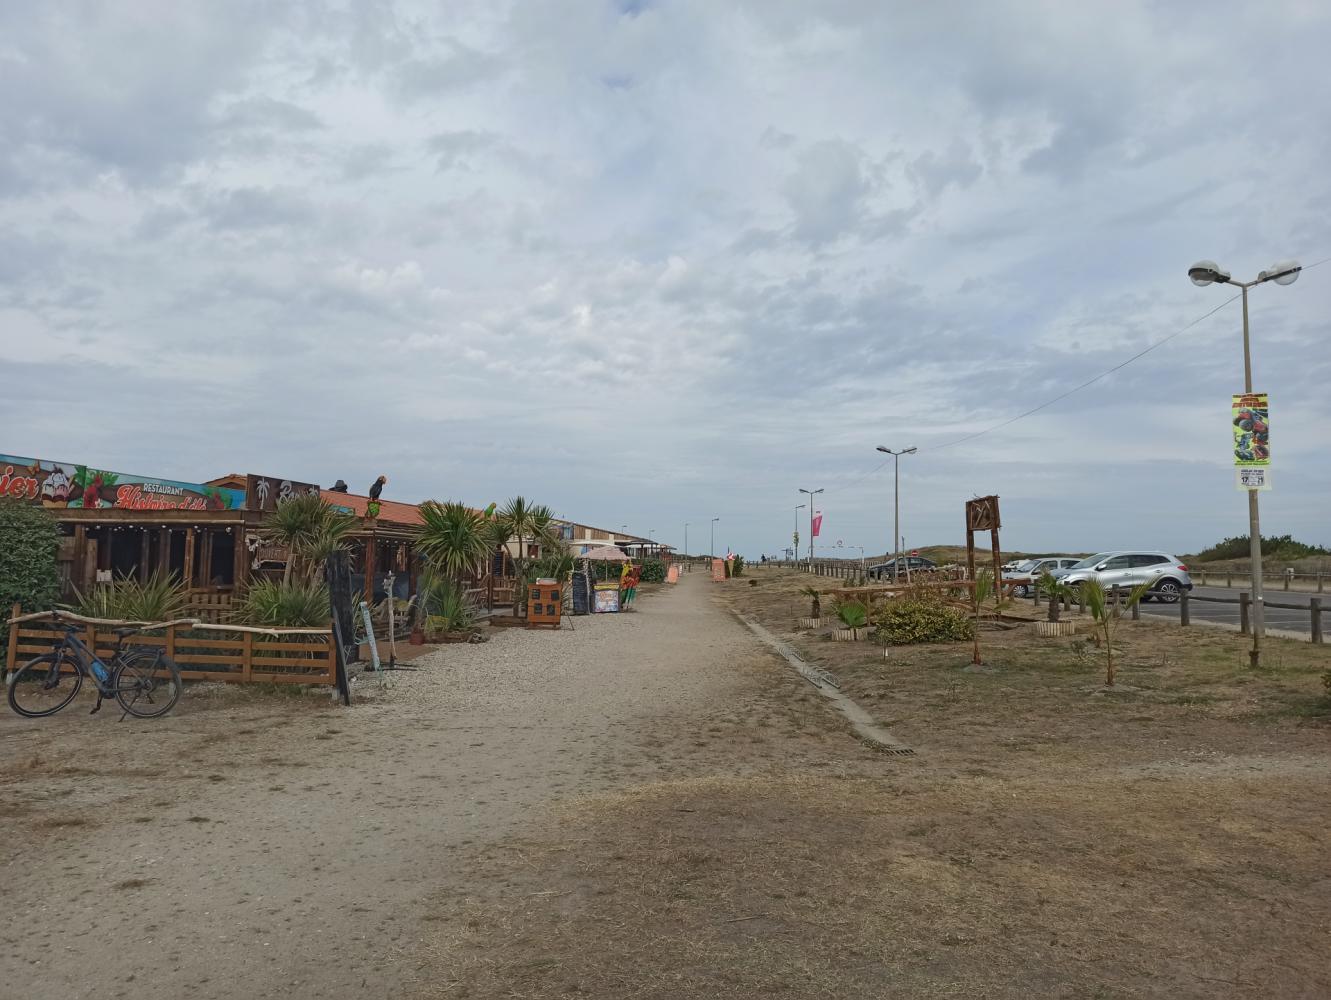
[0,453,422,620]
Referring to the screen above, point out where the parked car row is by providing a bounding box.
[865,556,937,580]
[1004,551,1193,603]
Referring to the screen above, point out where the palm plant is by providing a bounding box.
[1080,577,1154,686]
[799,585,822,619]
[971,569,1005,665]
[418,501,490,583]
[835,599,868,637]
[494,497,563,615]
[261,493,356,582]
[1037,569,1077,623]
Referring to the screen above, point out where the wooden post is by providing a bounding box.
[242,631,254,682]
[989,530,1003,599]
[158,528,170,574]
[1318,572,1324,594]
[233,525,248,589]
[200,528,213,587]
[1112,587,1122,619]
[6,602,19,673]
[1310,598,1322,645]
[1239,592,1250,635]
[364,531,377,608]
[165,622,177,661]
[1180,589,1190,627]
[73,525,89,592]
[1130,598,1140,621]
[183,526,196,590]
[139,529,151,583]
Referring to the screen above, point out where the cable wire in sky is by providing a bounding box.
[824,255,1330,498]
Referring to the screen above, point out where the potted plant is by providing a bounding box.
[832,599,868,641]
[1034,569,1078,636]
[798,585,822,628]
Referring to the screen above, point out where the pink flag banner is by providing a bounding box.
[811,511,823,537]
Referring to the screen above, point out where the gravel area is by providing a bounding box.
[0,573,759,999]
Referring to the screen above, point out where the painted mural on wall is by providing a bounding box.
[244,474,322,512]
[0,455,243,511]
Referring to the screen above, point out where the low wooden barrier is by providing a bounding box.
[6,605,336,685]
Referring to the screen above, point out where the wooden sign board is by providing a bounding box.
[245,474,322,512]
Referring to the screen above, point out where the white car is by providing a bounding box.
[1006,557,1080,597]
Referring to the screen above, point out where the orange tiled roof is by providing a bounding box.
[322,490,426,526]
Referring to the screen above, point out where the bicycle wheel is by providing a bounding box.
[113,651,182,719]
[7,652,83,718]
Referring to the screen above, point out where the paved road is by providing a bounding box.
[1140,585,1321,637]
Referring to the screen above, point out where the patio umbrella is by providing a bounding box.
[583,545,629,561]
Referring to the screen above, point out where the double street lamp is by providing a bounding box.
[876,445,917,580]
[1188,257,1300,668]
[798,488,823,569]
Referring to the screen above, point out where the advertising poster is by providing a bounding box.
[0,454,243,510]
[1232,393,1271,491]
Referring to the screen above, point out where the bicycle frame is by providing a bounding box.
[48,628,124,695]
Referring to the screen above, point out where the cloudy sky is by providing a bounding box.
[3,0,1329,558]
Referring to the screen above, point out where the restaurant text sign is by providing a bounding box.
[0,454,243,511]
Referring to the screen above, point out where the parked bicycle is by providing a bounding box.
[6,612,187,720]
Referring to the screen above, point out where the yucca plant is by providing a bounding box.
[421,574,478,634]
[799,585,822,619]
[235,579,331,627]
[1080,576,1154,686]
[70,570,188,622]
[418,500,491,582]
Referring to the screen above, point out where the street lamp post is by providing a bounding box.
[710,517,719,560]
[684,523,689,568]
[798,488,823,570]
[794,503,805,565]
[876,446,917,581]
[1188,258,1301,668]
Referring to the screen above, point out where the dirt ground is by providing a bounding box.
[4,567,1329,998]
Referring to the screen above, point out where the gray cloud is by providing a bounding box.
[1,0,1329,556]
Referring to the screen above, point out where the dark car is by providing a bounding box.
[866,556,937,580]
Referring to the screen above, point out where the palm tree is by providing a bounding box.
[260,494,356,582]
[495,497,563,615]
[417,501,490,583]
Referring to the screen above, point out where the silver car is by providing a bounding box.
[1058,551,1193,603]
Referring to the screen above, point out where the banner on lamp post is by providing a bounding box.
[1232,393,1271,491]
[811,510,823,537]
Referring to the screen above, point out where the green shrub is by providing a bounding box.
[0,499,60,613]
[235,579,330,627]
[72,570,189,621]
[873,598,974,645]
[639,558,667,583]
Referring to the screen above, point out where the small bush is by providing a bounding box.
[873,598,974,645]
[639,558,667,583]
[732,555,745,577]
[0,498,60,613]
[421,575,478,633]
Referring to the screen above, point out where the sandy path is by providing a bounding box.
[0,572,756,999]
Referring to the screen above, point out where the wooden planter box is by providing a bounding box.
[489,616,528,629]
[1033,620,1078,637]
[797,617,822,629]
[832,627,863,642]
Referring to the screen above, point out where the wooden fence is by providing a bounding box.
[6,605,336,685]
[185,589,234,624]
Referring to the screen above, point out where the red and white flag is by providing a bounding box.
[811,510,823,537]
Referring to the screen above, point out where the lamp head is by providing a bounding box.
[1259,259,1301,286]
[876,445,890,454]
[1188,260,1231,286]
